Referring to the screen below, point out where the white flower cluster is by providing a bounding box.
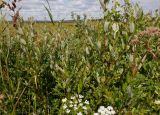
[61,94,90,114]
[62,94,116,115]
[94,106,116,115]
[154,100,160,105]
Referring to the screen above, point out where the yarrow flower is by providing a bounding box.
[79,103,83,107]
[69,100,73,104]
[82,106,87,110]
[78,99,82,103]
[69,104,73,108]
[71,96,76,100]
[97,105,116,115]
[79,94,84,99]
[107,106,113,111]
[77,112,83,115]
[154,100,160,105]
[84,100,89,105]
[61,94,90,114]
[63,104,67,109]
[62,98,67,103]
[74,106,78,110]
[66,109,70,113]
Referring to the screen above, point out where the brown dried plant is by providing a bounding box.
[0,94,4,103]
[130,27,160,54]
[1,0,22,27]
[129,27,160,76]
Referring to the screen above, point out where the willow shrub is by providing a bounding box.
[0,0,160,114]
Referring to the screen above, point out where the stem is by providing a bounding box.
[104,32,106,48]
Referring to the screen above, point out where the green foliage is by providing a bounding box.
[0,0,160,114]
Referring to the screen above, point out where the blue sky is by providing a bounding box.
[2,0,160,21]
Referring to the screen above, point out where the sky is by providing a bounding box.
[2,0,160,21]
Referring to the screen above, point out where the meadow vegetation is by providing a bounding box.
[0,0,160,114]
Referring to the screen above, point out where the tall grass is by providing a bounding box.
[0,0,160,114]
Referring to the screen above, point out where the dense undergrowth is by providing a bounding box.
[0,0,160,114]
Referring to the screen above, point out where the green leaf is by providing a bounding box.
[129,22,135,33]
[78,80,83,94]
[20,39,26,45]
[104,21,110,32]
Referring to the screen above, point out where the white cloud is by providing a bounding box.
[2,0,160,21]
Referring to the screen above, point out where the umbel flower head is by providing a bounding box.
[61,94,90,114]
[96,106,116,115]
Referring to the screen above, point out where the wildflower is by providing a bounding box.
[97,106,116,115]
[104,108,110,113]
[79,103,83,107]
[69,100,73,104]
[100,110,106,115]
[71,96,76,100]
[79,95,84,99]
[98,106,105,113]
[75,100,78,104]
[74,106,78,110]
[106,106,113,111]
[63,104,67,109]
[66,109,70,113]
[94,113,99,115]
[106,106,116,115]
[82,106,87,110]
[69,104,73,108]
[78,99,82,103]
[84,110,88,114]
[77,112,83,115]
[154,100,160,105]
[84,100,89,105]
[62,98,67,103]
[110,110,116,115]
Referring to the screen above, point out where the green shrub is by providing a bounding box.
[0,0,160,114]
